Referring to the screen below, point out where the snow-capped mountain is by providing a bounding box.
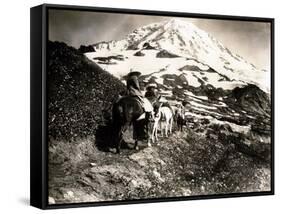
[85,18,270,93]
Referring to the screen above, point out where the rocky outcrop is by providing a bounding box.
[134,50,145,56]
[142,42,156,50]
[78,45,96,53]
[228,84,271,115]
[156,50,180,58]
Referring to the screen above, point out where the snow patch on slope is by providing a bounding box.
[86,18,269,92]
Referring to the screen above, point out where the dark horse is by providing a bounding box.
[174,107,186,132]
[112,96,154,154]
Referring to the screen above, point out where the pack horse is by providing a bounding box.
[151,106,174,144]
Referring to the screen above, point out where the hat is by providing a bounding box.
[123,70,142,80]
[128,70,142,77]
[146,83,157,90]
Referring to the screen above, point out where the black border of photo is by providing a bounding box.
[30,3,275,210]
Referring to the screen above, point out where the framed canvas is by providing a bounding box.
[30,4,274,209]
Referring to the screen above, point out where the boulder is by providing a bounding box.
[156,50,179,58]
[134,51,145,56]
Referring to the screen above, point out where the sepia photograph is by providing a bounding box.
[46,7,273,205]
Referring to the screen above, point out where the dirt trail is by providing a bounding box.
[48,129,271,204]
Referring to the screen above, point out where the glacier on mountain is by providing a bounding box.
[85,18,270,93]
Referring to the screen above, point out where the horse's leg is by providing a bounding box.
[181,120,183,132]
[170,116,173,134]
[116,123,129,153]
[165,119,167,137]
[168,117,171,135]
[166,115,171,137]
[161,121,164,137]
[147,139,151,147]
[156,118,161,145]
[156,118,164,141]
[154,118,159,143]
[146,120,152,147]
[111,120,121,154]
[151,119,156,144]
[179,121,182,132]
[151,123,155,144]
[131,122,140,151]
[115,125,122,154]
[160,121,164,137]
[146,121,152,147]
[155,120,159,142]
[134,140,139,150]
[145,121,150,147]
[134,136,140,151]
[132,122,138,150]
[164,119,168,137]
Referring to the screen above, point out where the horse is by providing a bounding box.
[151,105,173,144]
[111,96,158,154]
[174,105,186,132]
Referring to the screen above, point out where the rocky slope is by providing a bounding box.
[48,41,125,140]
[49,127,271,204]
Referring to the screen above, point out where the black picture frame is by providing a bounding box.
[30,3,275,210]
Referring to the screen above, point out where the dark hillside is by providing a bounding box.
[48,41,125,140]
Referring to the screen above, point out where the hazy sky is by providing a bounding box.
[49,9,271,70]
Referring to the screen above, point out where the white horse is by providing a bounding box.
[151,106,173,144]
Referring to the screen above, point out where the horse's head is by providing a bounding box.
[145,111,155,122]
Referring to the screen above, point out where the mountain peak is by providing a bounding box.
[163,18,197,29]
[88,19,269,92]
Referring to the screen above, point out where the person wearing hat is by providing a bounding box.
[126,71,143,97]
[124,70,155,114]
[144,83,159,103]
[124,70,154,143]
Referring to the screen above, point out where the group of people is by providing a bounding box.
[124,70,172,113]
[113,70,186,152]
[125,71,158,104]
[125,69,185,121]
